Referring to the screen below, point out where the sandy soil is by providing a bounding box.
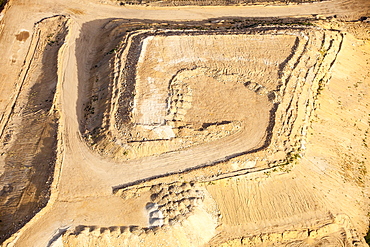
[0,0,369,246]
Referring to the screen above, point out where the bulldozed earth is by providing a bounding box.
[0,0,370,246]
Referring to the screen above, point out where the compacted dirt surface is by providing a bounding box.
[0,0,369,246]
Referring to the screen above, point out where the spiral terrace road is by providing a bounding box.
[0,0,368,246]
[57,17,270,198]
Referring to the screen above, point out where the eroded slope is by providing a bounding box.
[0,15,68,243]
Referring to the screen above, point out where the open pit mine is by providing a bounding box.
[0,0,369,246]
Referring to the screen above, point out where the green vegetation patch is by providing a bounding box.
[365,227,370,244]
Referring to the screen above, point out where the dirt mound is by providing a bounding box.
[0,15,69,243]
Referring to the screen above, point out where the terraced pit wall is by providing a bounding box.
[80,17,342,170]
[80,17,318,162]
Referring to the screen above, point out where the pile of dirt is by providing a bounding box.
[0,15,69,243]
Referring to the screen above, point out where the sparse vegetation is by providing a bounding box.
[363,129,369,148]
[354,81,363,88]
[365,228,370,244]
[280,151,301,166]
[317,79,325,95]
[46,33,57,46]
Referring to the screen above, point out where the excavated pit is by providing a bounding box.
[0,16,349,247]
[80,22,306,163]
[79,19,342,185]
